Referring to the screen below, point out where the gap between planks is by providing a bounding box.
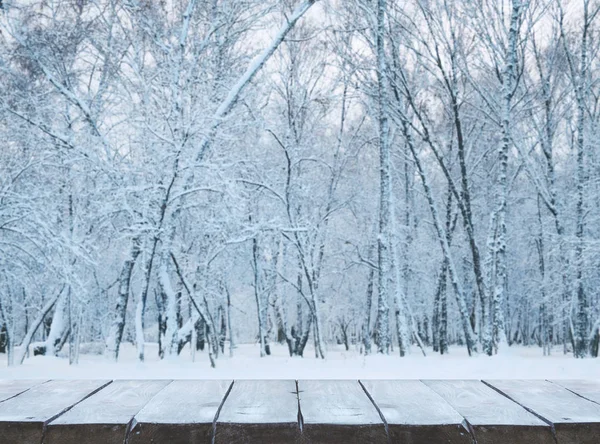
[1,379,597,444]
[0,380,50,405]
[358,379,391,443]
[481,380,559,444]
[40,380,113,444]
[209,380,235,444]
[548,379,600,407]
[296,380,304,434]
[359,380,479,444]
[122,380,177,444]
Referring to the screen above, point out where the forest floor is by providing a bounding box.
[0,343,597,380]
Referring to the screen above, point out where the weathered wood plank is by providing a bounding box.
[361,380,472,444]
[552,379,600,405]
[44,379,170,444]
[424,380,553,444]
[486,379,600,444]
[0,380,45,403]
[0,379,110,444]
[128,380,232,444]
[214,380,300,443]
[298,380,387,443]
[1,378,598,444]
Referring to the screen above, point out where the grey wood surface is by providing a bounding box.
[44,379,170,444]
[486,379,600,444]
[214,380,300,444]
[424,380,554,444]
[298,380,387,443]
[0,379,110,444]
[361,380,472,444]
[0,380,45,403]
[552,379,600,405]
[128,379,232,444]
[0,379,597,443]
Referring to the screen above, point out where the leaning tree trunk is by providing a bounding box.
[170,253,217,367]
[40,291,69,357]
[192,0,321,162]
[397,108,478,356]
[105,239,141,361]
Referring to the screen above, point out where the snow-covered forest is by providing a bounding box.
[0,0,599,369]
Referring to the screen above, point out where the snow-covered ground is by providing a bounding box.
[0,343,597,380]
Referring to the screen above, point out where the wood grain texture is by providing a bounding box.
[361,380,472,444]
[128,380,232,444]
[1,379,598,444]
[298,380,387,443]
[44,379,170,444]
[214,380,300,444]
[552,380,600,405]
[424,380,553,444]
[0,380,45,403]
[0,379,110,444]
[486,379,600,444]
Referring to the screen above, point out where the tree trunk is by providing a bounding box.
[0,297,13,366]
[105,239,141,361]
[363,255,375,355]
[226,286,234,357]
[0,324,6,354]
[252,235,268,357]
[42,291,69,356]
[572,2,591,358]
[375,0,392,355]
[487,0,522,355]
[155,289,167,359]
[397,109,478,355]
[295,313,313,357]
[135,238,159,362]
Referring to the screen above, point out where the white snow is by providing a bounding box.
[0,343,597,380]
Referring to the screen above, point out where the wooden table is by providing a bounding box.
[0,379,598,443]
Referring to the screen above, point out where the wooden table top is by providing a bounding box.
[0,379,598,443]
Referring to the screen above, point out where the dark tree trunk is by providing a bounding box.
[156,290,167,359]
[195,317,206,351]
[0,324,7,354]
[363,255,375,355]
[219,306,226,354]
[295,314,313,357]
[591,326,599,358]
